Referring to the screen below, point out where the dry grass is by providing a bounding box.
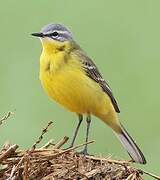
[0,112,159,180]
[0,142,143,180]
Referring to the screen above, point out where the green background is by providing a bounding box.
[0,0,159,177]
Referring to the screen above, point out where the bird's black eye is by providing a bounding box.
[51,31,59,37]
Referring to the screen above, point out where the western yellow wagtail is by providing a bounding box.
[32,23,146,164]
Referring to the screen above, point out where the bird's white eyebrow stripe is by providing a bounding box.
[44,30,70,35]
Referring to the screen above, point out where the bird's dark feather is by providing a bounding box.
[73,48,120,113]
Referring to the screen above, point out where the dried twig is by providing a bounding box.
[8,165,16,179]
[0,115,159,180]
[53,136,69,149]
[81,166,107,180]
[0,140,159,180]
[86,155,130,166]
[23,154,30,180]
[141,170,160,180]
[31,121,53,150]
[53,140,94,156]
[36,140,95,161]
[40,139,54,149]
[9,156,24,178]
[0,144,18,163]
[0,111,13,126]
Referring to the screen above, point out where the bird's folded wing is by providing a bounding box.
[74,49,120,113]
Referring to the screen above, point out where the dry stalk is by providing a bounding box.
[0,139,159,180]
[31,121,53,150]
[40,139,54,149]
[9,156,24,178]
[0,116,159,180]
[53,136,69,149]
[141,170,160,180]
[23,154,30,180]
[0,144,18,163]
[0,111,13,126]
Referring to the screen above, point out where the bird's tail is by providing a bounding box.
[97,108,146,164]
[117,124,146,164]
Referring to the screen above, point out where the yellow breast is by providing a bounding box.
[39,42,111,115]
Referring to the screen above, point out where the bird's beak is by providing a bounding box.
[31,32,44,38]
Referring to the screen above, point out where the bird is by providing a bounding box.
[31,23,146,164]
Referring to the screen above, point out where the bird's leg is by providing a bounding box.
[69,114,83,148]
[81,114,91,155]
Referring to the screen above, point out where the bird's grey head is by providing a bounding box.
[32,23,73,42]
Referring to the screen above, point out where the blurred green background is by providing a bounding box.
[0,0,159,177]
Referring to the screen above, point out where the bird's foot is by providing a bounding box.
[78,148,89,156]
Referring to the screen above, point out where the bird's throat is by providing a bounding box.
[41,39,72,55]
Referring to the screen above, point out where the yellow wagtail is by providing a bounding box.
[32,23,146,164]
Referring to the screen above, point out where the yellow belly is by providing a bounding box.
[40,64,111,115]
[38,41,121,134]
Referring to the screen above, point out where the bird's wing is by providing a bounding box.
[74,49,120,113]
